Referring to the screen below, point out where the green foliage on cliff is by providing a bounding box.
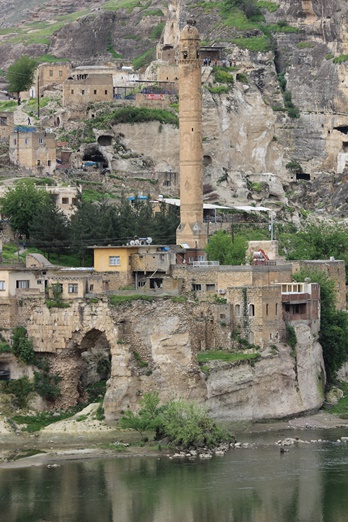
[12,326,35,364]
[133,48,156,70]
[6,55,37,95]
[333,55,348,64]
[197,351,260,363]
[293,269,348,383]
[257,1,279,12]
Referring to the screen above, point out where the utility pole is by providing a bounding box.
[37,72,40,119]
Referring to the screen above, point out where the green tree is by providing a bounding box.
[206,230,247,265]
[282,222,348,280]
[293,269,348,382]
[29,200,69,261]
[0,179,51,238]
[119,391,161,440]
[6,56,37,97]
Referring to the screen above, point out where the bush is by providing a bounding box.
[34,370,62,402]
[11,326,35,364]
[3,376,33,408]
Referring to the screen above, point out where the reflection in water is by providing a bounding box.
[1,443,348,521]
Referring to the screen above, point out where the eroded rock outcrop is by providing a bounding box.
[15,297,325,421]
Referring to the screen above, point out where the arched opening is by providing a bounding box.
[97,135,113,146]
[235,304,241,317]
[83,145,108,168]
[249,304,255,317]
[76,328,111,401]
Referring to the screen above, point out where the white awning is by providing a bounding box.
[157,198,271,212]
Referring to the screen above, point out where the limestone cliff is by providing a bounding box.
[8,297,325,422]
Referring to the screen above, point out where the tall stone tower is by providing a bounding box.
[176,20,207,249]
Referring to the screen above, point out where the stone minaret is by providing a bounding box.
[176,20,207,249]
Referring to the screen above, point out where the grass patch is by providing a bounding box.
[143,9,164,16]
[0,342,12,353]
[296,41,316,49]
[35,54,69,63]
[150,23,165,40]
[133,48,156,70]
[109,294,154,306]
[206,85,230,94]
[257,1,279,12]
[133,350,148,368]
[231,36,272,52]
[197,350,260,363]
[333,55,348,64]
[12,407,84,432]
[46,300,71,309]
[8,449,46,461]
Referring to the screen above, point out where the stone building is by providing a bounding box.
[37,62,71,92]
[45,185,80,218]
[63,73,113,107]
[0,111,14,139]
[9,130,56,174]
[92,244,177,292]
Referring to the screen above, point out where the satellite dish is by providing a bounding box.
[147,237,153,244]
[134,239,140,245]
[129,240,135,246]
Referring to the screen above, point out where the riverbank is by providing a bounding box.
[1,408,348,470]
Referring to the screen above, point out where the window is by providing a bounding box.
[82,90,85,95]
[94,90,97,95]
[189,257,194,264]
[206,284,216,292]
[49,70,53,77]
[198,255,205,262]
[266,304,269,316]
[0,281,5,291]
[235,304,241,316]
[25,138,29,145]
[276,303,278,315]
[89,284,94,292]
[0,116,7,126]
[37,280,42,285]
[192,283,201,291]
[68,283,78,294]
[13,139,16,145]
[16,280,29,289]
[105,90,108,95]
[71,89,74,94]
[48,160,51,167]
[62,197,69,204]
[109,256,120,266]
[59,70,62,77]
[249,304,255,317]
[39,138,43,144]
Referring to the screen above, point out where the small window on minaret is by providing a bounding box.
[183,51,188,59]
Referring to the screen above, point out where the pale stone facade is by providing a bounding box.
[63,73,113,107]
[37,62,71,91]
[9,131,56,174]
[0,111,14,139]
[45,185,80,218]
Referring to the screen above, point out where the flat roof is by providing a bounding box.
[159,198,271,212]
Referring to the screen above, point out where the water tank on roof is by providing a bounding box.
[122,66,133,71]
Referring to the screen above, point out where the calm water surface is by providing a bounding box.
[1,434,348,522]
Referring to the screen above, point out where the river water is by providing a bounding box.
[1,431,348,522]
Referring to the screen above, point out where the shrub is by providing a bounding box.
[34,370,62,402]
[286,324,297,349]
[11,326,35,364]
[3,376,33,408]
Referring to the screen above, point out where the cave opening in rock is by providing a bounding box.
[334,125,348,135]
[76,328,111,401]
[83,146,108,168]
[97,135,113,146]
[296,172,311,181]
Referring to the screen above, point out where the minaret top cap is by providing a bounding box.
[180,19,199,40]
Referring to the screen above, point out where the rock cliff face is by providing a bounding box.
[1,1,348,216]
[15,297,325,421]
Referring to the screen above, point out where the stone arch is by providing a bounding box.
[74,328,112,399]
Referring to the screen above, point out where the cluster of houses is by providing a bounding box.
[0,239,345,348]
